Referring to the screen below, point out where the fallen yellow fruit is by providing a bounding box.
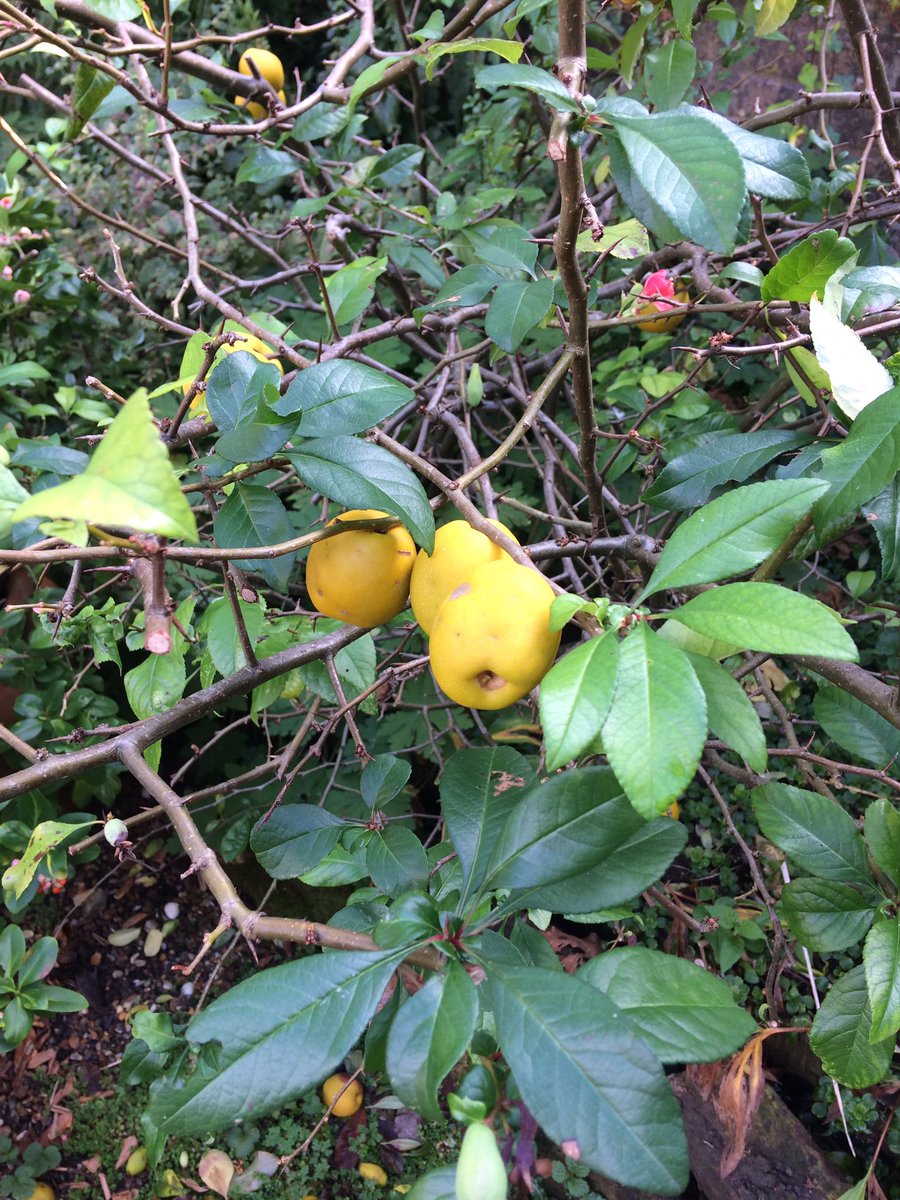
[359,1162,388,1186]
[306,509,416,627]
[322,1071,363,1117]
[238,47,285,90]
[409,518,519,635]
[125,1146,148,1175]
[429,559,560,710]
[25,1185,55,1200]
[234,88,286,120]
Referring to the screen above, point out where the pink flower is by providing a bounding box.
[1,266,11,280]
[13,288,30,304]
[16,226,31,239]
[0,196,11,209]
[642,270,676,300]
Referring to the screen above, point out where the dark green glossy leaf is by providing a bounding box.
[440,747,537,907]
[274,360,413,438]
[752,782,875,889]
[250,806,344,879]
[645,41,696,110]
[867,477,900,583]
[361,754,412,809]
[810,965,894,1087]
[213,484,296,592]
[386,963,477,1120]
[864,916,900,1041]
[686,653,766,771]
[366,826,429,896]
[813,387,900,538]
[485,278,555,353]
[644,430,809,510]
[146,950,401,1134]
[813,685,900,767]
[287,437,434,552]
[579,946,757,1063]
[780,879,875,951]
[487,964,689,1194]
[475,63,581,112]
[865,799,900,886]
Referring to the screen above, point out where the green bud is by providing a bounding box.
[103,818,129,846]
[455,1122,507,1200]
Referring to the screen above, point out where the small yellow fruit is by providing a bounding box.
[25,1186,55,1200]
[238,48,285,91]
[359,1162,388,1186]
[234,88,286,119]
[665,801,680,820]
[183,330,283,401]
[322,1071,364,1117]
[409,519,519,635]
[429,559,560,710]
[125,1147,148,1176]
[306,510,416,628]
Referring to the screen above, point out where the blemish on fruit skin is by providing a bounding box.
[477,671,506,691]
[449,582,471,600]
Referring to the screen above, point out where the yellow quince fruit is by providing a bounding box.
[305,509,416,628]
[429,559,560,709]
[409,518,519,635]
[238,47,285,90]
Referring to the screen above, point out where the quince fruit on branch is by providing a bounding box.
[429,559,560,710]
[409,518,519,635]
[234,48,286,117]
[635,269,689,333]
[305,509,416,628]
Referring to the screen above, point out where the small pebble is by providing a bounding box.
[180,981,195,997]
[163,901,180,920]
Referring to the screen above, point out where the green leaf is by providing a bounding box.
[235,147,297,185]
[672,0,701,39]
[206,353,280,434]
[0,464,29,539]
[670,582,859,661]
[865,799,900,886]
[602,624,707,818]
[760,230,856,303]
[0,820,91,899]
[125,650,186,722]
[641,478,829,598]
[685,653,767,772]
[619,9,653,87]
[347,55,404,111]
[682,107,810,200]
[755,0,797,36]
[250,806,344,879]
[539,634,619,771]
[606,129,684,248]
[606,111,745,253]
[373,892,441,950]
[386,963,478,1120]
[575,217,649,260]
[461,219,538,278]
[131,1010,182,1053]
[28,983,89,1013]
[274,360,414,438]
[440,747,537,907]
[421,37,524,81]
[579,946,757,1063]
[487,963,689,1194]
[66,63,115,139]
[406,1167,456,1200]
[813,387,900,537]
[15,935,59,988]
[485,769,687,913]
[809,965,894,1087]
[752,782,876,889]
[864,917,900,1041]
[323,257,387,326]
[12,392,198,542]
[423,265,501,313]
[287,437,434,552]
[291,103,349,142]
[475,63,581,112]
[813,685,900,767]
[644,429,809,510]
[644,41,696,111]
[362,754,412,809]
[213,484,296,593]
[366,826,429,896]
[147,949,402,1134]
[198,596,265,678]
[484,278,555,353]
[0,924,27,975]
[780,879,875,951]
[868,478,900,583]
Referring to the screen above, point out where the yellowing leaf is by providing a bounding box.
[198,1149,235,1198]
[12,392,198,542]
[809,296,892,420]
[755,0,797,36]
[1,820,94,898]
